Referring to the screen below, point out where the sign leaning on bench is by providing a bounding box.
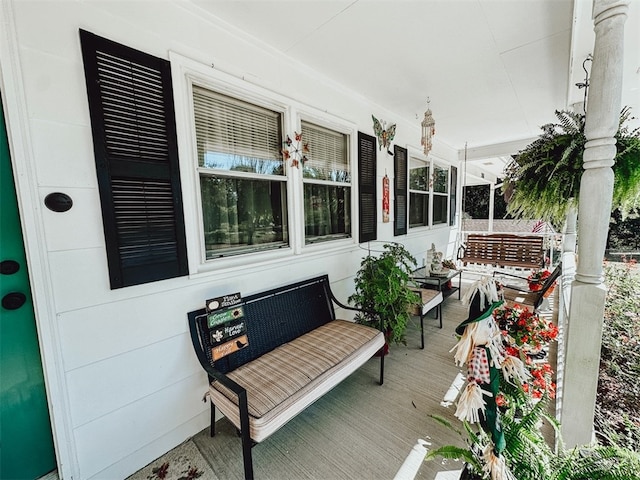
[205,293,248,361]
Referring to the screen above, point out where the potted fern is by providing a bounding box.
[503,107,640,226]
[348,242,420,349]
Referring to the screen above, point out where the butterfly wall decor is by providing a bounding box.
[372,115,397,155]
[281,131,309,168]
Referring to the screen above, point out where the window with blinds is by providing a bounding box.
[301,121,351,243]
[80,29,188,288]
[193,87,283,174]
[192,86,288,258]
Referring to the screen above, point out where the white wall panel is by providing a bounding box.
[31,120,97,188]
[39,187,104,252]
[18,46,88,125]
[13,0,90,56]
[47,248,116,311]
[66,334,201,427]
[91,410,209,480]
[73,373,208,479]
[56,287,204,371]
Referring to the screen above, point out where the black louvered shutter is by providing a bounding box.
[450,166,457,226]
[394,145,408,236]
[80,30,187,288]
[358,132,377,243]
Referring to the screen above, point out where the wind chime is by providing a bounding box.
[420,98,435,156]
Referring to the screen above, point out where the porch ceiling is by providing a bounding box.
[191,0,639,182]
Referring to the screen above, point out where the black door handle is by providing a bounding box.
[2,292,26,310]
[0,260,20,275]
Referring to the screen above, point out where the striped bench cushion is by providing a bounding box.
[409,287,443,316]
[208,319,384,442]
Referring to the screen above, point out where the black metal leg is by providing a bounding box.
[238,392,254,480]
[379,354,384,385]
[420,314,425,349]
[438,304,443,328]
[210,402,216,437]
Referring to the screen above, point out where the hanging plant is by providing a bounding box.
[503,107,640,226]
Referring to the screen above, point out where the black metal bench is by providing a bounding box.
[188,275,385,479]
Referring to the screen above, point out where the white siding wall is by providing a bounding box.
[1,1,460,478]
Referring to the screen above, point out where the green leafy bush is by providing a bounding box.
[597,259,640,450]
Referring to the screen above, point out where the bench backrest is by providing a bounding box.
[188,275,336,374]
[464,234,544,268]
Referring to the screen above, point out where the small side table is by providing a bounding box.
[411,267,462,301]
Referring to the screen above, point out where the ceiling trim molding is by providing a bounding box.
[457,137,537,162]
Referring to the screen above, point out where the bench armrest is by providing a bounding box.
[187,312,253,464]
[329,290,385,333]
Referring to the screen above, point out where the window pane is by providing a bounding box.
[200,175,288,257]
[433,194,448,224]
[304,183,351,243]
[409,166,429,191]
[409,192,429,227]
[193,86,284,174]
[301,121,350,182]
[433,165,448,193]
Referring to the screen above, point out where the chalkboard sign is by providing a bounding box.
[205,292,248,360]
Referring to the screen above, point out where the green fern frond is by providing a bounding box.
[551,444,640,480]
[425,445,476,464]
[503,107,640,225]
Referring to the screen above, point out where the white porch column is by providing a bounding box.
[563,205,578,254]
[488,184,495,232]
[561,0,629,448]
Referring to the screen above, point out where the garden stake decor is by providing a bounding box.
[427,276,640,479]
[447,278,529,480]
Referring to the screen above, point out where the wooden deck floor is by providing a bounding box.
[190,274,559,479]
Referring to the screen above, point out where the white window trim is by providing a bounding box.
[406,147,453,231]
[408,155,430,229]
[169,52,357,276]
[297,111,356,251]
[431,161,450,226]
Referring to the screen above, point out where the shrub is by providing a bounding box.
[597,259,640,450]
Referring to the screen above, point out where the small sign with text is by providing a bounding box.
[205,292,248,360]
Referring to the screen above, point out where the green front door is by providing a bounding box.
[0,99,56,479]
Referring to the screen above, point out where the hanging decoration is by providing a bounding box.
[420,98,436,156]
[282,132,309,168]
[382,174,390,223]
[372,115,396,155]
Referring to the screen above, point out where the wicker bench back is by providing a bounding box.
[189,275,336,374]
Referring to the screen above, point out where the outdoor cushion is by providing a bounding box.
[208,319,383,442]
